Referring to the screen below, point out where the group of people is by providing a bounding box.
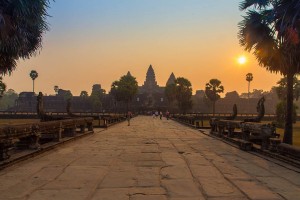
[152,110,170,120]
[126,110,171,126]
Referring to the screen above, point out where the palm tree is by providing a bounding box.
[239,0,300,144]
[29,70,38,93]
[0,1,51,75]
[205,79,224,116]
[246,73,253,98]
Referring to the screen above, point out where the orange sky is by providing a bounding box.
[3,0,282,96]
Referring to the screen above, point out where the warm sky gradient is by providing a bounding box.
[3,0,282,96]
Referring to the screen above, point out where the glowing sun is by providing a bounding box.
[238,56,247,65]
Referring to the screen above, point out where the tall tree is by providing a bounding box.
[205,79,224,116]
[90,84,105,112]
[239,0,300,144]
[174,77,193,114]
[165,83,177,109]
[110,74,138,111]
[29,70,38,93]
[246,73,253,98]
[0,76,6,97]
[0,0,51,75]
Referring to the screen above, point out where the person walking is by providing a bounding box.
[127,111,132,126]
[166,110,170,120]
[159,111,163,120]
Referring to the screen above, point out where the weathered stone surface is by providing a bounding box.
[0,116,299,200]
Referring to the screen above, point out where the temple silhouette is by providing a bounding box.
[11,64,278,114]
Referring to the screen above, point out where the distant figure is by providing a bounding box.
[127,111,132,126]
[166,111,170,120]
[159,111,163,120]
[152,111,155,118]
[155,111,159,118]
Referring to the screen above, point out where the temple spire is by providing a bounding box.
[144,64,158,87]
[166,72,176,85]
[126,71,132,77]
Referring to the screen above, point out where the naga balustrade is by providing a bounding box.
[0,117,94,161]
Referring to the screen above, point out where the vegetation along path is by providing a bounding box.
[0,116,300,200]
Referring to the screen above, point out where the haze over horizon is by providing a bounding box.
[3,0,282,96]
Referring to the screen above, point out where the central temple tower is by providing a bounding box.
[140,65,160,93]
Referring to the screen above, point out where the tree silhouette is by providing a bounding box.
[205,79,224,116]
[239,0,300,144]
[0,77,6,97]
[174,77,193,114]
[110,74,138,111]
[80,91,89,97]
[0,1,51,75]
[54,86,59,95]
[246,73,253,99]
[29,70,38,93]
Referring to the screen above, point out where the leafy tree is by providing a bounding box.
[0,77,6,97]
[57,89,72,101]
[0,89,18,110]
[225,91,239,99]
[29,70,38,93]
[110,74,138,111]
[0,0,51,75]
[205,79,224,116]
[54,85,59,95]
[246,73,253,98]
[90,84,105,112]
[275,77,300,100]
[165,83,176,107]
[174,77,193,113]
[239,0,300,144]
[274,77,300,127]
[80,91,88,97]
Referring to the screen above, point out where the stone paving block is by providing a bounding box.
[161,152,186,166]
[197,177,244,198]
[136,160,166,167]
[43,166,107,189]
[256,176,300,200]
[212,161,253,180]
[189,165,223,178]
[234,163,275,177]
[161,165,193,179]
[183,153,212,166]
[169,198,205,200]
[99,171,137,188]
[233,180,282,200]
[161,179,204,198]
[130,194,167,200]
[90,188,129,200]
[28,188,92,200]
[137,153,162,161]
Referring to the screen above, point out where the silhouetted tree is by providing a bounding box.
[239,0,300,144]
[0,89,18,110]
[80,91,88,97]
[174,77,193,114]
[225,91,239,99]
[29,70,38,93]
[90,84,105,112]
[0,0,52,75]
[54,86,59,95]
[0,77,6,97]
[246,73,253,98]
[110,74,138,111]
[205,79,224,116]
[57,89,72,101]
